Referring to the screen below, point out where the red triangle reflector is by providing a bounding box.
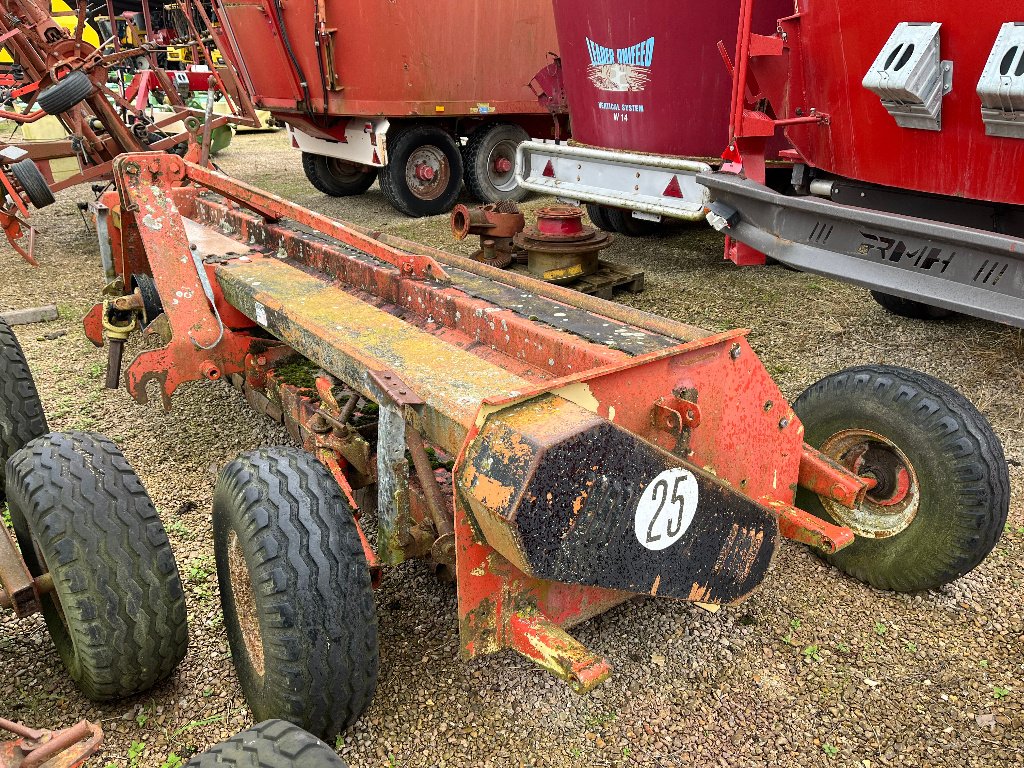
[372,149,381,165]
[543,160,555,178]
[663,176,683,198]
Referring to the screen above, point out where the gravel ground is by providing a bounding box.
[0,130,1021,768]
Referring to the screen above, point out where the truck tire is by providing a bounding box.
[869,290,954,320]
[185,720,347,768]
[0,315,47,504]
[793,365,1009,592]
[463,122,529,203]
[5,431,188,699]
[585,204,616,233]
[213,447,378,741]
[36,70,94,115]
[379,124,463,217]
[301,153,378,197]
[605,207,661,237]
[10,159,55,208]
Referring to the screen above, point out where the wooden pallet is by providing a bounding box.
[508,259,645,298]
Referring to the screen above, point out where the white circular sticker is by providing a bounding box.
[634,468,699,551]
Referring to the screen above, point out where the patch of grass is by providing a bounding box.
[993,686,1010,700]
[905,641,918,653]
[159,754,184,768]
[874,621,888,636]
[822,744,839,757]
[127,740,145,768]
[802,644,822,662]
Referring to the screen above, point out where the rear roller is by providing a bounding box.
[793,365,1008,592]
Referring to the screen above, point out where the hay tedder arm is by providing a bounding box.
[87,152,868,690]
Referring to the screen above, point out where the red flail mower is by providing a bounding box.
[0,149,987,742]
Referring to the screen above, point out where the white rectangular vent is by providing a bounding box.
[977,22,1024,139]
[863,22,947,131]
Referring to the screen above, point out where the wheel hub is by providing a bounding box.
[485,140,518,192]
[405,145,450,200]
[226,530,265,677]
[818,429,920,538]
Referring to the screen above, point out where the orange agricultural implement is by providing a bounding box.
[82,151,1008,740]
[0,719,102,768]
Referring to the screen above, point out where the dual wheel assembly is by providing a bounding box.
[302,122,530,217]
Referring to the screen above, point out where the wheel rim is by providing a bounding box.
[818,428,920,539]
[484,139,518,193]
[326,158,367,184]
[404,144,451,201]
[227,529,265,677]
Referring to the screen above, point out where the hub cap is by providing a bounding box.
[405,145,450,200]
[326,158,367,184]
[485,139,518,193]
[818,429,919,539]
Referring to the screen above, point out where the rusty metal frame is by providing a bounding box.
[88,150,874,692]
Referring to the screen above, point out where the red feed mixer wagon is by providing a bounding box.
[517,0,794,235]
[205,0,568,215]
[702,0,1024,325]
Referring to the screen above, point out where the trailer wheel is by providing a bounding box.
[463,122,529,203]
[605,207,661,237]
[213,447,378,741]
[301,153,378,197]
[36,70,94,115]
[585,204,617,233]
[793,365,1009,592]
[0,315,47,504]
[9,159,55,209]
[869,291,954,320]
[5,431,188,699]
[185,720,348,768]
[379,125,463,217]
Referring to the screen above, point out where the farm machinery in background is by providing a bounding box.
[202,0,570,215]
[0,0,259,262]
[518,0,1024,328]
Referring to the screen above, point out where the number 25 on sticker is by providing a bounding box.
[634,468,698,551]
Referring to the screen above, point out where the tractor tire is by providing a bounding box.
[36,70,94,115]
[213,447,378,741]
[869,291,954,320]
[793,365,1009,592]
[379,124,463,217]
[301,153,378,197]
[463,122,529,203]
[605,207,661,237]
[0,315,47,504]
[5,431,188,699]
[585,204,617,234]
[9,159,54,209]
[185,720,347,768]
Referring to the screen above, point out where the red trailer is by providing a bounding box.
[516,0,792,235]
[208,0,567,216]
[701,0,1024,326]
